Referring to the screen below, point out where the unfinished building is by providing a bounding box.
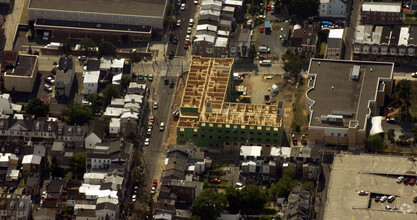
[177,56,284,147]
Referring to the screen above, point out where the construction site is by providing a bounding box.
[176,56,284,148]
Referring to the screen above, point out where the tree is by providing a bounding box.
[190,189,227,220]
[249,43,257,60]
[269,168,299,198]
[289,0,319,19]
[25,98,50,118]
[99,116,110,134]
[364,134,384,152]
[248,4,260,16]
[124,131,139,147]
[97,41,117,58]
[225,187,241,212]
[79,38,97,56]
[86,93,103,113]
[129,51,141,65]
[59,38,72,55]
[394,80,411,121]
[281,49,303,80]
[103,84,122,107]
[121,76,131,91]
[61,102,93,125]
[240,184,267,215]
[303,181,315,191]
[71,152,87,179]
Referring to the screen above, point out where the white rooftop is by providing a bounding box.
[270,147,292,158]
[224,0,243,6]
[121,111,139,119]
[0,153,18,163]
[194,34,216,43]
[217,30,230,37]
[96,196,119,205]
[196,24,218,32]
[110,118,121,132]
[215,37,228,47]
[200,9,221,16]
[111,98,125,106]
[328,28,344,39]
[361,2,401,13]
[112,73,122,85]
[124,94,143,103]
[83,172,106,180]
[22,154,42,165]
[128,82,146,90]
[240,146,261,157]
[79,184,118,199]
[399,26,410,46]
[104,107,123,117]
[111,58,125,69]
[100,57,112,70]
[83,70,100,83]
[74,204,96,211]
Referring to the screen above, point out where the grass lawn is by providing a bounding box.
[292,81,309,133]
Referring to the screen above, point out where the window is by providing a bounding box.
[338,133,341,136]
[344,134,347,137]
[331,133,334,136]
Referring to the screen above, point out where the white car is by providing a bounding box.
[46,76,55,84]
[44,84,52,92]
[151,186,156,194]
[186,35,190,42]
[181,3,186,10]
[78,56,86,61]
[159,122,165,131]
[144,138,150,146]
[147,128,152,136]
[259,60,272,66]
[194,0,198,4]
[177,19,181,27]
[153,101,158,110]
[187,27,192,34]
[189,18,194,27]
[397,176,404,183]
[412,72,417,78]
[380,196,388,202]
[132,194,137,202]
[388,195,395,202]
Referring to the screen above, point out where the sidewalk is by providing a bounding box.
[3,0,25,50]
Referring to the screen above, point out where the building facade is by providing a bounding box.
[361,2,402,24]
[319,0,347,18]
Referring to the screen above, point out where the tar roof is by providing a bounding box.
[29,0,168,18]
[5,55,37,76]
[307,59,393,129]
[324,153,417,220]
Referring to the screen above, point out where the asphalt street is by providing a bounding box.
[167,1,198,57]
[344,0,361,60]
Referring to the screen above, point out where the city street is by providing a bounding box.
[167,1,198,57]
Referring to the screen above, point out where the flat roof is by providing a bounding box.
[362,2,402,13]
[4,55,37,77]
[324,153,417,220]
[307,59,393,129]
[29,0,168,18]
[35,19,152,33]
[328,28,344,39]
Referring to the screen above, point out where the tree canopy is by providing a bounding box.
[364,134,384,152]
[121,76,131,91]
[129,51,141,65]
[59,38,72,55]
[394,80,411,121]
[190,189,227,220]
[240,184,267,215]
[79,38,97,56]
[269,168,300,198]
[97,41,117,58]
[71,152,87,179]
[290,0,319,19]
[25,98,50,118]
[103,84,122,107]
[61,102,93,125]
[281,49,303,79]
[225,186,241,212]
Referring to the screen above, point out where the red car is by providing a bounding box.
[153,179,158,187]
[260,26,264,33]
[266,4,271,11]
[184,41,189,49]
[409,178,416,185]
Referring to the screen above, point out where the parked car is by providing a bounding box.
[397,176,404,183]
[301,134,307,145]
[180,3,186,10]
[259,60,271,66]
[386,205,392,210]
[169,51,175,59]
[153,102,158,110]
[151,186,156,194]
[144,138,150,146]
[358,190,368,196]
[177,19,181,27]
[189,18,194,26]
[153,179,158,187]
[149,74,153,81]
[147,128,152,136]
[132,194,136,202]
[184,41,189,49]
[380,196,388,202]
[194,0,198,4]
[44,84,52,92]
[388,195,395,202]
[160,122,165,131]
[413,196,417,203]
[170,81,175,88]
[186,35,190,42]
[409,178,416,185]
[78,56,86,61]
[260,26,264,33]
[375,196,381,202]
[45,76,55,84]
[187,27,192,34]
[172,36,179,44]
[412,72,417,78]
[386,118,396,123]
[138,75,144,80]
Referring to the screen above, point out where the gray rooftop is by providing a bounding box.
[307,59,393,129]
[29,0,168,18]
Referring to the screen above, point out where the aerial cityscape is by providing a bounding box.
[0,0,416,219]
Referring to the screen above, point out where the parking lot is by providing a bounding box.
[258,21,287,58]
[324,153,417,219]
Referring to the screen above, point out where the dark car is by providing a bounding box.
[138,75,144,80]
[164,77,169,85]
[414,196,417,203]
[375,196,381,202]
[170,81,175,88]
[169,51,175,59]
[404,176,411,183]
[172,36,179,44]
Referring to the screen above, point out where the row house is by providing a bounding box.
[326,28,344,59]
[229,28,251,59]
[353,25,417,62]
[361,2,402,24]
[319,0,346,18]
[290,27,317,59]
[0,194,32,220]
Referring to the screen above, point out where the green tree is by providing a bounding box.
[249,43,257,60]
[289,0,319,19]
[364,134,384,152]
[71,152,87,179]
[269,168,300,198]
[103,84,122,106]
[99,116,110,134]
[61,102,93,125]
[97,41,117,58]
[124,131,139,147]
[59,38,72,55]
[190,189,227,220]
[240,184,267,215]
[225,186,241,212]
[129,51,141,65]
[394,80,411,122]
[248,4,260,16]
[303,181,315,191]
[25,98,50,118]
[86,93,103,113]
[79,38,97,56]
[121,76,131,91]
[282,49,303,80]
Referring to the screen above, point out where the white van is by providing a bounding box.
[259,60,272,66]
[258,46,270,53]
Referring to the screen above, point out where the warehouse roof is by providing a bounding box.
[29,0,168,17]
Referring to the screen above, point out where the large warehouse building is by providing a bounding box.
[177,56,285,148]
[28,0,169,41]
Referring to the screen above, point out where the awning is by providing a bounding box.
[370,116,384,135]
